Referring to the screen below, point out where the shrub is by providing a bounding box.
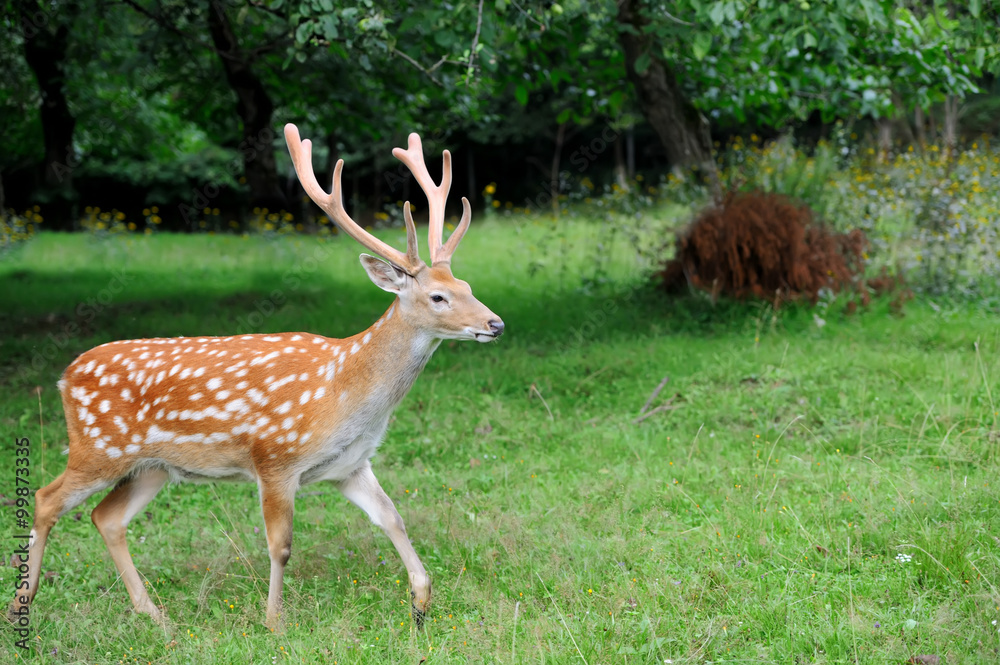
[659,191,867,304]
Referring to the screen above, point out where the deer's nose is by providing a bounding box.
[488,320,505,337]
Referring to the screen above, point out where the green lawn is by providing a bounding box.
[1,219,999,664]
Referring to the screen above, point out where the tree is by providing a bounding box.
[206,0,286,210]
[617,0,719,195]
[11,0,81,219]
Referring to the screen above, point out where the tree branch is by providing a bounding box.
[391,47,444,87]
[118,0,240,62]
[466,0,485,79]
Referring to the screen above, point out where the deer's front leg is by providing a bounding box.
[258,478,296,630]
[338,463,431,623]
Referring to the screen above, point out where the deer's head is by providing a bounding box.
[285,125,503,343]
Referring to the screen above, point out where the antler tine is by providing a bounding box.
[438,196,471,261]
[284,124,420,272]
[401,203,420,267]
[392,133,454,265]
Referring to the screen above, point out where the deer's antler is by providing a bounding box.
[392,133,471,265]
[285,124,422,273]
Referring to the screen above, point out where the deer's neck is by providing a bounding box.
[338,298,439,411]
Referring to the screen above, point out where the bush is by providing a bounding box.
[659,190,867,304]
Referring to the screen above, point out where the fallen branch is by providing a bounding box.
[639,376,670,415]
[632,398,681,424]
[529,383,554,421]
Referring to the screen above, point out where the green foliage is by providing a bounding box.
[1,227,999,662]
[640,0,986,126]
[719,133,843,221]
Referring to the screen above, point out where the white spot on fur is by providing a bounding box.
[275,401,292,415]
[267,374,297,392]
[225,398,250,414]
[70,386,98,406]
[313,386,326,400]
[299,390,311,405]
[146,424,175,444]
[106,447,122,458]
[251,351,279,366]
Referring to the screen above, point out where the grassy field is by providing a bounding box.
[1,217,999,664]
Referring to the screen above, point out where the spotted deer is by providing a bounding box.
[11,124,504,628]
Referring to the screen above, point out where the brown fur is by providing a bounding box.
[11,128,504,629]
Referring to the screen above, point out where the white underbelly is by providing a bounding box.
[299,417,389,484]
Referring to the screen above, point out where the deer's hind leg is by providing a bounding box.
[91,467,169,619]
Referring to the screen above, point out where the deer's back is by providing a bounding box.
[59,333,352,482]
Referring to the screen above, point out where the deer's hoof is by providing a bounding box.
[411,604,426,629]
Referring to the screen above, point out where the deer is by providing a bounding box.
[10,124,504,629]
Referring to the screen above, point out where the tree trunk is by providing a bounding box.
[626,126,636,179]
[914,105,926,150]
[207,0,285,211]
[617,0,720,200]
[17,0,79,228]
[466,147,476,207]
[550,122,567,217]
[372,156,382,223]
[877,117,892,164]
[943,94,958,160]
[614,132,629,191]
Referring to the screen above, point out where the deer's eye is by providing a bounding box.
[431,294,446,303]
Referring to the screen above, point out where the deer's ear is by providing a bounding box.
[360,254,408,293]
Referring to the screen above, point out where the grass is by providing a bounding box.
[1,216,999,664]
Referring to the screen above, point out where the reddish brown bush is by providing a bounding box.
[659,191,868,304]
